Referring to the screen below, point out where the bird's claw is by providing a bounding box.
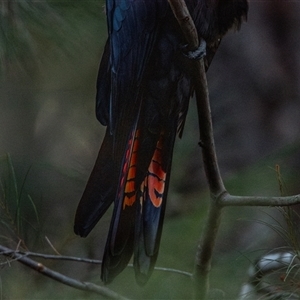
[181,39,207,60]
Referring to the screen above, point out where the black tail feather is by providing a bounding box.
[74,130,117,237]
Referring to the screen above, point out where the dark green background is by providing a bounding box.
[1,1,300,298]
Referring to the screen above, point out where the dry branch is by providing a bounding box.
[0,248,192,278]
[0,245,128,300]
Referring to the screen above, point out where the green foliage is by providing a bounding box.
[0,153,40,248]
[0,0,105,73]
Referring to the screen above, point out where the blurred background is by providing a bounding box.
[1,1,300,299]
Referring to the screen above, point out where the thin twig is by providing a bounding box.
[2,250,102,264]
[0,244,129,300]
[153,266,192,277]
[45,235,61,255]
[0,248,192,278]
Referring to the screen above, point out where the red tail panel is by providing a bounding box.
[146,135,166,208]
[121,129,140,209]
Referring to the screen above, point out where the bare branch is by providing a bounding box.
[0,248,192,278]
[154,267,192,278]
[167,0,199,48]
[167,1,225,298]
[168,0,225,197]
[11,250,103,265]
[222,193,300,207]
[0,244,129,300]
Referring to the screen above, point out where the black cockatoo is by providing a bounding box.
[74,0,248,285]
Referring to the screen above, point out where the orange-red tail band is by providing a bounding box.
[120,131,167,210]
[146,135,166,208]
[121,129,140,209]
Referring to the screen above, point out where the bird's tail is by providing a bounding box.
[74,101,177,284]
[101,123,176,285]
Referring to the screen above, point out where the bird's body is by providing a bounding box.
[74,0,248,285]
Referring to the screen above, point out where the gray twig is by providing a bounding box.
[0,244,129,300]
[0,249,193,278]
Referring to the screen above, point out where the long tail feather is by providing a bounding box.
[74,130,117,237]
[134,131,175,285]
[101,126,140,283]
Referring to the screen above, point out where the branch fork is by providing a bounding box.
[168,0,300,299]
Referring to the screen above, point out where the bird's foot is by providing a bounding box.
[181,39,206,60]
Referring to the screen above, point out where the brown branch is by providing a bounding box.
[168,0,226,196]
[167,0,199,48]
[0,244,129,300]
[168,1,225,298]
